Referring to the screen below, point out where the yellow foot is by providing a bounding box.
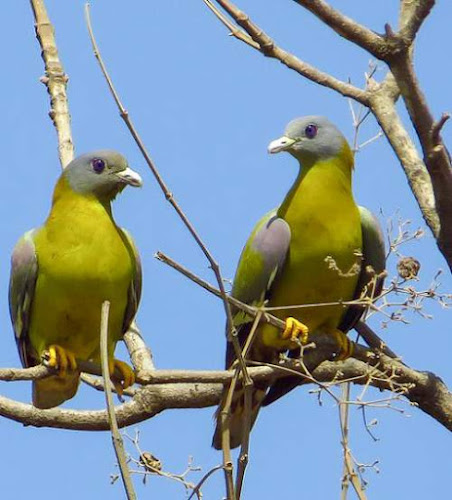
[45,344,77,377]
[332,330,354,360]
[109,359,135,395]
[281,317,309,345]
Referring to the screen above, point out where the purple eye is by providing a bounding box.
[305,124,318,139]
[91,158,106,174]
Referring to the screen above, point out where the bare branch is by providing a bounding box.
[293,0,387,59]
[155,251,286,332]
[203,0,259,49]
[355,321,398,359]
[205,0,368,103]
[124,321,155,372]
[1,346,451,432]
[340,383,367,500]
[367,77,440,237]
[30,0,74,167]
[84,3,253,400]
[398,0,435,43]
[100,301,136,500]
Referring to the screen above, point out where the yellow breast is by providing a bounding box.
[261,155,362,348]
[29,177,133,361]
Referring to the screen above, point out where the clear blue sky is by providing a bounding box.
[1,1,451,498]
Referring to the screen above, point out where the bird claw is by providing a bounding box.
[281,317,309,345]
[109,359,135,395]
[45,344,78,377]
[332,330,354,360]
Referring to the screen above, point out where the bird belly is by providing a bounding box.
[29,221,133,363]
[261,203,361,350]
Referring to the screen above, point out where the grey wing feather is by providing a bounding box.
[339,206,386,332]
[9,229,39,367]
[225,210,291,368]
[120,228,142,333]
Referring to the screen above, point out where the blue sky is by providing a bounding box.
[1,1,451,498]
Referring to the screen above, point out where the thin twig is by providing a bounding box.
[340,383,351,500]
[29,0,74,167]
[156,250,397,358]
[340,383,367,500]
[202,0,259,49]
[156,251,285,331]
[84,3,250,421]
[235,311,263,498]
[188,464,225,500]
[100,301,136,500]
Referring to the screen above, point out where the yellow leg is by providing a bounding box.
[46,345,78,377]
[281,317,309,345]
[332,330,354,360]
[108,359,135,395]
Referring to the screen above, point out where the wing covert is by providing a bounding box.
[225,210,291,367]
[9,230,39,367]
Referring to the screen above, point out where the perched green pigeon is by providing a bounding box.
[9,150,142,408]
[213,116,385,449]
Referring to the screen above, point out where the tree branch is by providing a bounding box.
[84,3,253,393]
[398,0,435,43]
[205,0,368,103]
[293,0,388,59]
[1,345,450,432]
[30,0,74,168]
[100,301,136,500]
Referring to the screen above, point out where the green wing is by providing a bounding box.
[225,209,291,366]
[339,206,386,331]
[119,228,142,334]
[9,229,39,367]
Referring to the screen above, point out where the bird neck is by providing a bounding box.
[51,175,114,215]
[45,176,116,234]
[277,144,354,220]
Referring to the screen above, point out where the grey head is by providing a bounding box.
[63,150,143,200]
[268,116,349,163]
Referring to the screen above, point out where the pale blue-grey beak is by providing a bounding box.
[115,167,143,187]
[268,136,297,154]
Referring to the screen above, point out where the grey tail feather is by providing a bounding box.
[212,385,268,450]
[32,372,80,409]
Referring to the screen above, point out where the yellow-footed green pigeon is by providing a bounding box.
[213,116,385,449]
[9,150,143,408]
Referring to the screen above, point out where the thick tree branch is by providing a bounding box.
[386,54,452,267]
[1,344,450,432]
[398,0,435,43]
[367,76,440,236]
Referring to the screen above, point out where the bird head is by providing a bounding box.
[63,150,143,200]
[268,116,353,168]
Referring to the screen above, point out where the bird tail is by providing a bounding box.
[212,382,268,450]
[32,371,80,409]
